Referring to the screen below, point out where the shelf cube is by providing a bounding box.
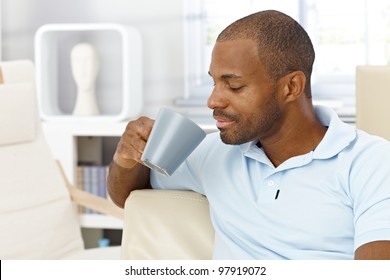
[35,23,143,122]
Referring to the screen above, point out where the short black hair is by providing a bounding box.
[217,10,315,97]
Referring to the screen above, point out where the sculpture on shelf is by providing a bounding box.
[71,43,100,116]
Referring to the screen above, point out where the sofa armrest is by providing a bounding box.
[121,189,214,259]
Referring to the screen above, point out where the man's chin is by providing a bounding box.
[219,130,232,144]
[219,130,255,145]
[219,130,240,145]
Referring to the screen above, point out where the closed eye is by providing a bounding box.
[230,86,244,92]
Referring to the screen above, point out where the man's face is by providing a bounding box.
[207,39,282,145]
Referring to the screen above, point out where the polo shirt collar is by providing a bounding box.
[312,105,356,159]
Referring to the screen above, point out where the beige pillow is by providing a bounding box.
[0,83,36,146]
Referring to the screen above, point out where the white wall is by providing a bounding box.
[1,0,185,116]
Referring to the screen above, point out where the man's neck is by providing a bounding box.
[259,109,327,167]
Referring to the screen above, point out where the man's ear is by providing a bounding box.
[279,71,307,103]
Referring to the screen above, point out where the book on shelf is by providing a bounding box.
[75,166,85,214]
[76,164,110,214]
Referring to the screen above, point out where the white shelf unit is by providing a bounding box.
[42,121,128,229]
[79,214,123,230]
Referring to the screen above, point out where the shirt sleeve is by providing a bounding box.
[351,139,390,250]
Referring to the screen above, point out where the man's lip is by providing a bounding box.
[214,117,234,128]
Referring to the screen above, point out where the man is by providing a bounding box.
[108,10,390,259]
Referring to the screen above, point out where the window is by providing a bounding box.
[181,0,390,122]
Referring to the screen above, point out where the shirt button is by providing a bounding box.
[267,180,274,187]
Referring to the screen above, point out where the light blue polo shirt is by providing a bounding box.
[151,106,390,259]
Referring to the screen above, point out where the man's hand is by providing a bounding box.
[113,116,155,169]
[107,116,155,208]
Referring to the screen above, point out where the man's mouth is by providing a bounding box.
[213,111,237,129]
[214,117,235,129]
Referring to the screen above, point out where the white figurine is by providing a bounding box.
[71,43,100,116]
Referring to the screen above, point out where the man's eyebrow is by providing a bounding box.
[208,71,242,79]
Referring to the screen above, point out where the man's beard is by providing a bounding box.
[216,94,281,145]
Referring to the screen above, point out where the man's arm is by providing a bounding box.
[107,117,154,208]
[355,241,390,259]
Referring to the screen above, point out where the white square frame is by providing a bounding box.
[35,23,143,122]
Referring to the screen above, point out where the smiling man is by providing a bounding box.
[107,10,390,259]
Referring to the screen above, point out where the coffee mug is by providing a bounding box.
[141,107,206,176]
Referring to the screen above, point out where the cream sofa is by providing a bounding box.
[356,65,390,141]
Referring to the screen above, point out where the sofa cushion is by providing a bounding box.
[0,83,36,146]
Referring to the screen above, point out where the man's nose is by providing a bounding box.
[207,84,227,109]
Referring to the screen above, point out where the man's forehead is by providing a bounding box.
[211,39,260,65]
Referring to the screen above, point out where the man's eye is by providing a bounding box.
[230,86,243,92]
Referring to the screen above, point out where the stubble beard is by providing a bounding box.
[219,94,282,145]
